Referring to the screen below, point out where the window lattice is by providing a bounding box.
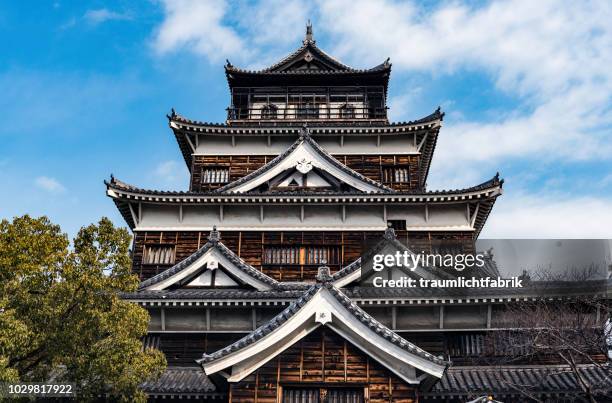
[382,167,410,183]
[264,246,340,265]
[201,168,229,184]
[144,245,175,265]
[447,334,485,356]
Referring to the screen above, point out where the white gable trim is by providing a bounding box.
[201,288,446,383]
[227,141,384,193]
[144,247,273,291]
[333,267,361,288]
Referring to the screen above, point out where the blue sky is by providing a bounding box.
[1,0,611,238]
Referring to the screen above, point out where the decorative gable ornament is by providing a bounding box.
[315,308,332,325]
[304,51,314,63]
[295,158,313,174]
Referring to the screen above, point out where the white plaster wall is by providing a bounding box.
[194,135,418,155]
[135,203,472,231]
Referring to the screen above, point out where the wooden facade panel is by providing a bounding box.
[132,230,475,281]
[190,154,422,192]
[229,328,416,403]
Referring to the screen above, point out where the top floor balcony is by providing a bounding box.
[227,85,387,124]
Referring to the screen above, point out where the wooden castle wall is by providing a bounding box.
[132,230,475,280]
[190,154,421,192]
[229,327,418,403]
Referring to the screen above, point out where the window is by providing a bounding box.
[447,333,485,357]
[339,104,355,119]
[143,244,175,265]
[283,388,364,403]
[283,388,319,403]
[201,167,229,184]
[264,246,340,265]
[382,166,410,184]
[261,104,278,119]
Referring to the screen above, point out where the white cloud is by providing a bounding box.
[153,0,245,62]
[35,176,65,193]
[153,160,189,187]
[482,193,612,238]
[84,8,131,25]
[153,0,312,66]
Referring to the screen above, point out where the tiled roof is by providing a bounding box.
[123,279,611,303]
[225,34,390,76]
[123,288,307,300]
[427,365,612,397]
[106,172,501,198]
[214,126,394,194]
[197,282,447,366]
[168,107,442,130]
[140,367,218,396]
[137,231,280,290]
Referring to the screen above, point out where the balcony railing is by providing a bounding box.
[227,105,388,122]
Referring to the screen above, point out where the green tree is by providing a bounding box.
[0,215,166,402]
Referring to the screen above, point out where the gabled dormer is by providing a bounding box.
[138,228,279,291]
[225,23,391,125]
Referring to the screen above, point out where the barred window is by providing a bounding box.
[264,245,340,265]
[447,333,485,357]
[283,388,363,403]
[143,244,175,265]
[382,166,410,183]
[201,168,229,184]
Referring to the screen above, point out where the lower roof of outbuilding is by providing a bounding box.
[140,364,612,399]
[424,364,612,399]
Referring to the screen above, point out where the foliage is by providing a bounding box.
[0,215,166,402]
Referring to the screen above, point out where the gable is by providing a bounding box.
[216,133,392,194]
[270,46,351,72]
[138,238,279,291]
[229,328,420,401]
[185,267,240,288]
[199,285,446,384]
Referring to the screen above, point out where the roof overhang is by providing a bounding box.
[168,109,442,172]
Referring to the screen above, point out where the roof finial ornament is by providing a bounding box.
[304,20,315,44]
[299,123,310,140]
[208,225,220,243]
[316,260,332,283]
[383,222,396,240]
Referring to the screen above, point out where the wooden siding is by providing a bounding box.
[229,328,417,403]
[190,154,421,192]
[132,230,475,281]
